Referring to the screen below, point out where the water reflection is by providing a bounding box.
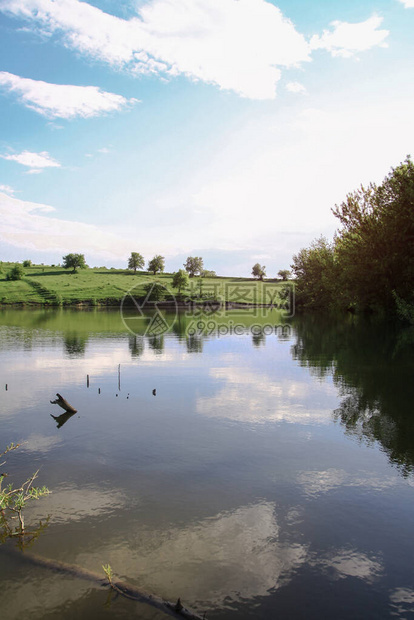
[315,548,383,583]
[292,315,414,474]
[1,309,414,619]
[252,331,266,347]
[95,502,308,608]
[28,484,126,525]
[197,366,337,425]
[50,411,76,429]
[64,334,87,358]
[186,334,203,353]
[148,335,164,355]
[389,587,414,616]
[128,335,144,358]
[21,434,62,453]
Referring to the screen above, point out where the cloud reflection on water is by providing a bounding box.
[197,366,338,425]
[315,547,383,583]
[85,501,308,609]
[389,587,414,617]
[28,484,126,524]
[297,468,401,497]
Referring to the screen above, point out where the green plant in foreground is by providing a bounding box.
[102,563,114,586]
[0,443,50,546]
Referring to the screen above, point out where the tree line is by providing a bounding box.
[291,157,414,319]
[10,157,412,318]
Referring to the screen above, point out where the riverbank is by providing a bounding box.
[0,264,292,308]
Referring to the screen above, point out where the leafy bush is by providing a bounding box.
[6,264,25,281]
[0,443,50,543]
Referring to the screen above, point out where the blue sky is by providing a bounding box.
[0,0,413,276]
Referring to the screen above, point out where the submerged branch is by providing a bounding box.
[3,546,206,619]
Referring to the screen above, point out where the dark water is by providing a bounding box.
[0,309,414,619]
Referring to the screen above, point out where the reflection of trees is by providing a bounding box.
[186,335,203,353]
[252,331,266,347]
[147,335,164,354]
[128,335,144,358]
[291,315,414,475]
[63,334,87,357]
[171,315,188,340]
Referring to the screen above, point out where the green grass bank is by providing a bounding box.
[0,263,292,308]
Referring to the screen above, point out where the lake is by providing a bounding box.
[1,308,414,619]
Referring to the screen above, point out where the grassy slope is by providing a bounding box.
[0,264,290,306]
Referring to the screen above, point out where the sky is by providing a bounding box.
[0,0,413,276]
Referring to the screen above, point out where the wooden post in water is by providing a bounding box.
[87,374,90,388]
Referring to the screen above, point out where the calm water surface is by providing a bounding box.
[0,309,414,619]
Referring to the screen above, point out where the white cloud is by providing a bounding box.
[0,191,177,260]
[176,96,414,261]
[3,151,59,168]
[1,150,61,173]
[0,71,139,119]
[84,147,111,158]
[398,0,414,7]
[0,184,15,195]
[25,167,45,174]
[1,0,311,100]
[286,81,307,94]
[310,15,389,58]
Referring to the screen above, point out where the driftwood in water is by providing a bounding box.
[50,393,77,414]
[2,545,205,619]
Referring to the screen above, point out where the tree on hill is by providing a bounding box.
[172,269,189,293]
[278,269,291,281]
[148,255,165,275]
[128,252,144,272]
[23,260,32,268]
[62,253,87,273]
[200,269,216,278]
[252,263,266,280]
[184,256,203,277]
[6,264,25,281]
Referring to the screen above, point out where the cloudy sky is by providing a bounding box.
[0,0,413,275]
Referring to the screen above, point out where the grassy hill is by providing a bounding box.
[0,263,291,307]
